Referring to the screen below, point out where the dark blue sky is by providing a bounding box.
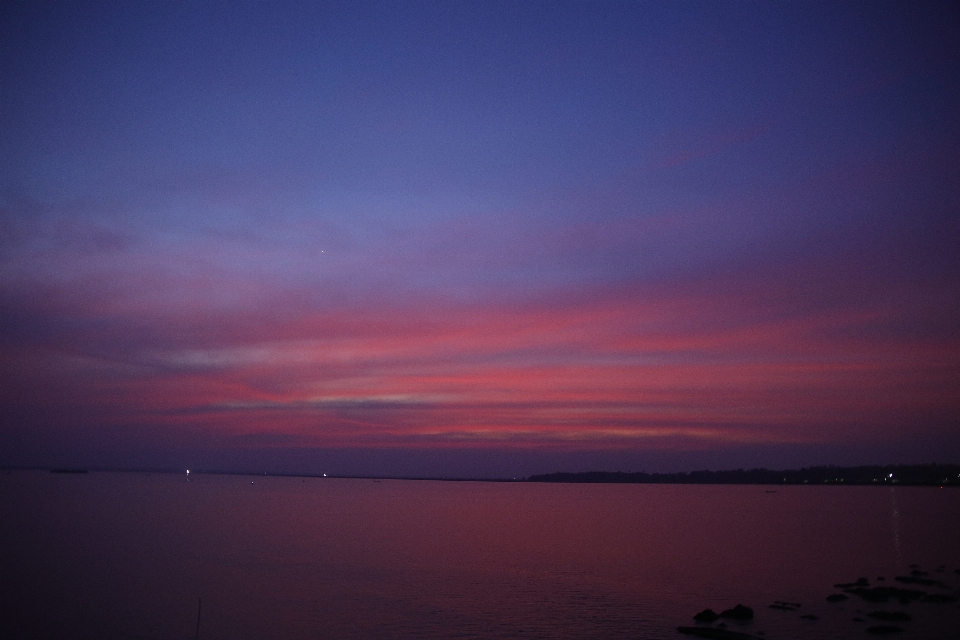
[1,1,958,477]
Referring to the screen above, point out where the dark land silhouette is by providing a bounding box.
[527,464,960,486]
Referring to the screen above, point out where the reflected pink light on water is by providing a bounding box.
[3,471,959,639]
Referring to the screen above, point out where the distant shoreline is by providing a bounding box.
[526,464,960,486]
[1,463,957,485]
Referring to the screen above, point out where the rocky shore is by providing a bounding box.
[678,564,960,638]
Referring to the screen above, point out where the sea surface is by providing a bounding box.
[2,470,959,639]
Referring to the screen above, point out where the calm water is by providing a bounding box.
[2,470,959,639]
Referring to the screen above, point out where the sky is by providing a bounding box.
[1,1,958,478]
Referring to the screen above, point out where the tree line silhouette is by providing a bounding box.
[527,464,960,485]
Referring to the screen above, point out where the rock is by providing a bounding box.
[894,575,949,588]
[834,577,869,588]
[867,611,911,622]
[719,604,754,620]
[865,625,904,635]
[677,627,764,639]
[845,586,925,603]
[693,609,720,623]
[921,593,957,603]
[826,594,848,602]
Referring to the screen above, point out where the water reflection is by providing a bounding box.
[891,486,903,573]
[1,472,958,639]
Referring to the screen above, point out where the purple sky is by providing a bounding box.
[1,1,958,477]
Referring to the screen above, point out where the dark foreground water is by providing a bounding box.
[2,470,959,639]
